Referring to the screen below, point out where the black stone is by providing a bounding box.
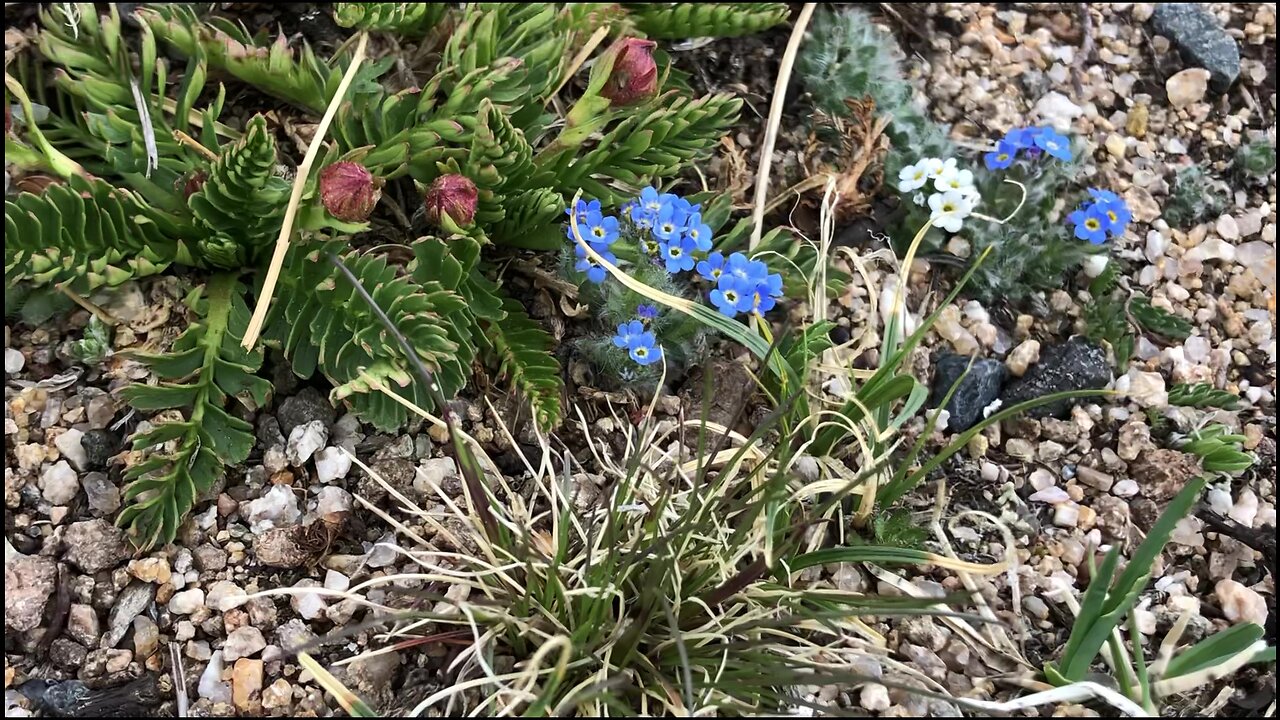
[276,386,336,436]
[79,429,119,470]
[1151,4,1241,92]
[930,354,1007,433]
[1000,337,1111,419]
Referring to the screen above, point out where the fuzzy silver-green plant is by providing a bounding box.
[795,5,953,174]
[1163,165,1227,229]
[1234,137,1276,182]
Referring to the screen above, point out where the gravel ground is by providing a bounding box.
[5,3,1276,717]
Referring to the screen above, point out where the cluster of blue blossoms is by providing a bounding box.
[695,251,784,316]
[611,316,662,366]
[984,126,1073,169]
[566,188,785,367]
[1068,189,1132,244]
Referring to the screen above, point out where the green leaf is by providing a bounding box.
[1164,623,1266,680]
[334,3,447,35]
[479,295,564,432]
[1130,297,1193,340]
[1168,382,1242,410]
[624,3,790,39]
[119,273,264,549]
[121,383,201,411]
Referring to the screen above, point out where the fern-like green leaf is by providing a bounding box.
[187,115,289,268]
[1168,382,1242,410]
[543,93,742,204]
[480,296,564,432]
[333,3,447,35]
[625,3,790,39]
[1130,297,1193,340]
[137,4,379,115]
[266,241,474,432]
[34,3,223,209]
[119,273,268,549]
[5,175,179,293]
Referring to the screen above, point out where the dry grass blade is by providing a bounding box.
[749,3,816,250]
[241,31,369,350]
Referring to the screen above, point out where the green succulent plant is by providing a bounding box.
[6,2,784,547]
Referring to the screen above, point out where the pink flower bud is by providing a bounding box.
[319,162,381,222]
[601,38,658,107]
[424,174,478,228]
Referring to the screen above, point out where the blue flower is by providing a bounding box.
[1068,206,1109,245]
[696,251,727,283]
[651,203,685,242]
[749,272,785,313]
[709,277,752,317]
[636,304,659,320]
[565,198,602,226]
[575,249,618,283]
[631,187,678,230]
[1003,127,1039,150]
[984,140,1017,170]
[627,332,663,366]
[569,210,618,246]
[660,236,696,273]
[722,252,757,285]
[613,320,646,348]
[683,212,713,252]
[1033,129,1073,161]
[1089,195,1131,235]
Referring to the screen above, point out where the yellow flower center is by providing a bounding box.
[1107,210,1118,222]
[1086,219,1100,230]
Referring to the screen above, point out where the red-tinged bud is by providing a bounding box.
[180,170,207,199]
[319,162,381,222]
[423,174,477,228]
[601,38,658,107]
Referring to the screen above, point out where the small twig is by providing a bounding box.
[241,31,369,350]
[749,3,816,251]
[59,286,118,325]
[173,130,219,161]
[1070,3,1094,100]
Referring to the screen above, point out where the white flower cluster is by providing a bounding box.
[897,157,980,233]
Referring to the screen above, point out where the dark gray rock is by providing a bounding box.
[62,519,130,574]
[276,386,336,436]
[49,638,89,670]
[930,355,1007,432]
[103,582,155,648]
[79,429,119,470]
[1151,4,1240,92]
[1000,337,1111,418]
